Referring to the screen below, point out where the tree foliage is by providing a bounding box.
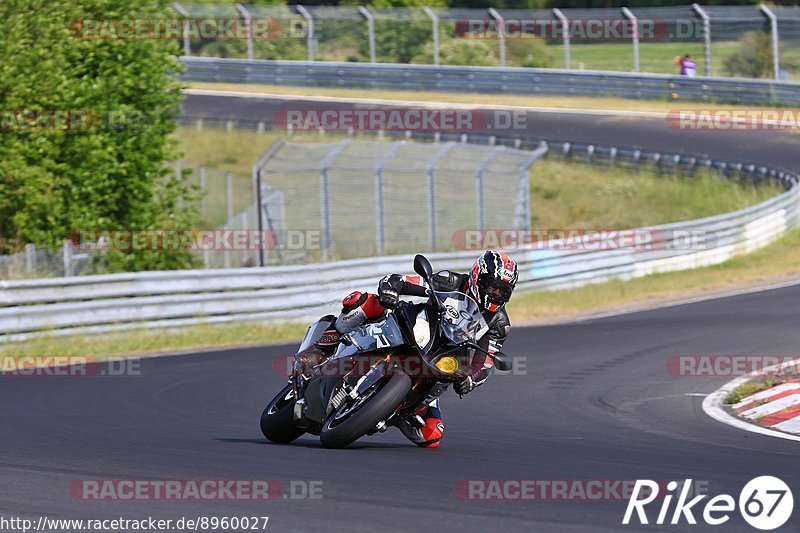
[0,0,197,270]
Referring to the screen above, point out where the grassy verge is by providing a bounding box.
[530,159,780,230]
[187,81,794,114]
[0,322,308,359]
[4,228,800,359]
[725,376,786,405]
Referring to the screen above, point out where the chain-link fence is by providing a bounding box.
[0,243,104,280]
[253,138,543,264]
[172,3,800,81]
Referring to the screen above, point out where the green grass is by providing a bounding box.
[725,376,786,405]
[530,158,781,230]
[0,322,308,359]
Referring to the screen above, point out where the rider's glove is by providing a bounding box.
[377,275,401,309]
[453,375,475,397]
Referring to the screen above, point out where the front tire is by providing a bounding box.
[260,384,305,443]
[320,371,411,449]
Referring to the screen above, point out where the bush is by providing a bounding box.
[506,38,553,69]
[723,31,774,79]
[412,37,499,66]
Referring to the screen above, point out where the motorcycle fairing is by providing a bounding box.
[330,314,405,359]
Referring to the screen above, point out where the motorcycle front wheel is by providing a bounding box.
[320,371,411,449]
[260,384,306,444]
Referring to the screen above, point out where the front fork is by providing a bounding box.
[292,354,395,427]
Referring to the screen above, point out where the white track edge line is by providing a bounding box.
[182,88,666,118]
[702,358,800,443]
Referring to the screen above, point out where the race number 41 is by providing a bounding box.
[623,476,793,530]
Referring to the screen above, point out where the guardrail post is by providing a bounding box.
[226,171,235,268]
[427,142,455,251]
[621,8,640,73]
[234,3,254,60]
[553,9,570,69]
[374,142,402,256]
[199,165,207,220]
[226,172,234,227]
[488,8,506,67]
[62,241,72,277]
[24,243,36,275]
[253,140,287,266]
[759,4,781,81]
[318,140,350,261]
[358,6,376,64]
[296,5,315,62]
[172,3,191,57]
[261,186,284,264]
[692,4,712,77]
[423,7,439,66]
[240,210,249,265]
[515,142,548,230]
[476,147,505,230]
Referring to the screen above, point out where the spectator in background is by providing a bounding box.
[675,54,697,77]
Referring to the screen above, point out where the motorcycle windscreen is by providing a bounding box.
[331,314,405,359]
[298,315,336,353]
[434,290,489,344]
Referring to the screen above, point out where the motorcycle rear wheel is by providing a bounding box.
[320,371,411,449]
[260,384,306,443]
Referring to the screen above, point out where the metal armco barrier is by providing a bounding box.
[1,136,798,342]
[181,57,800,105]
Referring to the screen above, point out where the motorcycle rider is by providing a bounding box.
[297,250,518,448]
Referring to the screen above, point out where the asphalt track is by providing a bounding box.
[181,92,800,171]
[1,95,798,532]
[3,285,800,532]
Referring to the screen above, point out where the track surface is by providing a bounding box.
[1,95,797,532]
[3,285,800,532]
[182,93,800,170]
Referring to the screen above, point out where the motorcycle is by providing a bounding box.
[259,254,513,449]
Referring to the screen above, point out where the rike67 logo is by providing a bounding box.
[623,477,793,530]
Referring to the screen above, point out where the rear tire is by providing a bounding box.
[260,384,305,444]
[320,371,411,449]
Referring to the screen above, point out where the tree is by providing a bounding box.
[0,0,197,270]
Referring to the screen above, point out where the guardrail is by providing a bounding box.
[1,134,798,343]
[181,57,800,105]
[172,4,800,80]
